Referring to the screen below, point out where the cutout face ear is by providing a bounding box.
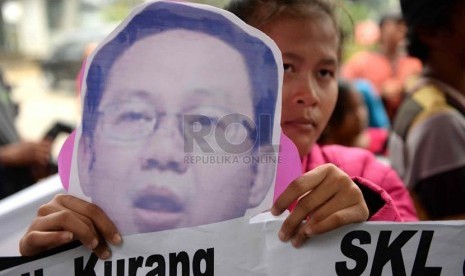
[247,144,278,208]
[77,135,93,197]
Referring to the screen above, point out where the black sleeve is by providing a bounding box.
[354,180,384,219]
[414,166,465,219]
[0,241,81,271]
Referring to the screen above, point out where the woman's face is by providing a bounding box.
[261,15,339,157]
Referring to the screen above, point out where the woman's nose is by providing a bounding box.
[292,74,320,106]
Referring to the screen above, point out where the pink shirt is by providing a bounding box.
[301,144,417,221]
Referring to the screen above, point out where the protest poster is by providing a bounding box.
[2,1,464,275]
[2,219,465,275]
[64,0,283,236]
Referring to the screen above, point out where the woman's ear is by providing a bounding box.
[416,26,442,49]
[247,145,278,208]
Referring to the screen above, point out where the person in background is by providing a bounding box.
[18,0,417,261]
[338,28,390,130]
[389,0,465,220]
[342,12,422,122]
[352,79,390,129]
[319,80,389,155]
[0,69,53,199]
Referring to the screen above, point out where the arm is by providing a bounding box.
[19,194,121,260]
[0,141,52,167]
[401,111,465,219]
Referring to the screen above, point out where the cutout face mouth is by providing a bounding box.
[133,193,184,213]
[132,188,187,232]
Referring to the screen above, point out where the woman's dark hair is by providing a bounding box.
[225,0,340,40]
[317,79,352,143]
[328,79,352,127]
[400,0,462,62]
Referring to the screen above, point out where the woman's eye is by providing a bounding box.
[283,63,295,73]
[318,69,335,79]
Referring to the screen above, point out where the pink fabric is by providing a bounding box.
[273,133,302,205]
[58,130,76,191]
[301,144,418,222]
[366,127,388,154]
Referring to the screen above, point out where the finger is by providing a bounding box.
[30,210,99,250]
[36,198,102,249]
[92,235,113,260]
[55,195,122,245]
[39,195,117,248]
[20,231,73,256]
[310,184,366,225]
[276,196,317,243]
[27,196,116,259]
[39,198,101,243]
[290,203,368,249]
[276,171,342,241]
[292,171,342,217]
[289,199,365,248]
[277,188,330,243]
[35,194,98,248]
[290,182,367,246]
[271,165,329,215]
[290,219,312,248]
[311,205,369,236]
[37,201,62,217]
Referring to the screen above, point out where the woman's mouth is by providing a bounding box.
[283,118,317,132]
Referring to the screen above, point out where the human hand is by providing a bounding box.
[271,164,369,248]
[0,140,52,167]
[20,194,121,259]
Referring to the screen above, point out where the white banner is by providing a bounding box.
[3,216,464,275]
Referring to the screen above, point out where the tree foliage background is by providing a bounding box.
[102,0,401,60]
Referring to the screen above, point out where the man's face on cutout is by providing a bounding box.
[78,30,270,234]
